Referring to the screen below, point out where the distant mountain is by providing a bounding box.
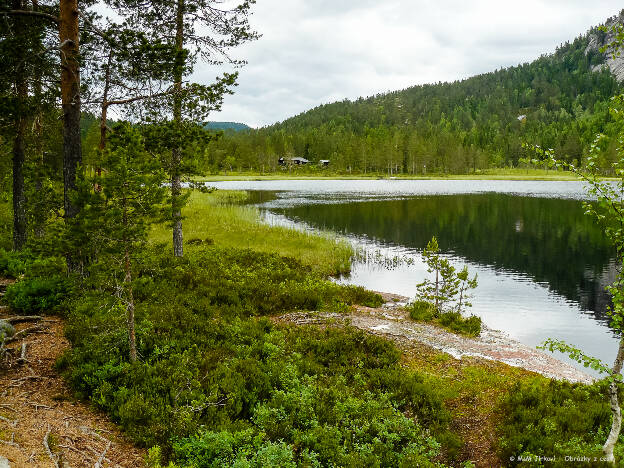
[203,11,624,174]
[204,121,251,131]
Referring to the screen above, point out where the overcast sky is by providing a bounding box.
[200,1,624,128]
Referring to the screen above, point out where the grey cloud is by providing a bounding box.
[196,0,623,127]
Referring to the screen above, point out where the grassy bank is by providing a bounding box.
[193,167,594,182]
[150,190,353,277]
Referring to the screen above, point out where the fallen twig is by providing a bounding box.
[0,432,20,447]
[0,415,18,426]
[4,325,46,344]
[5,315,42,324]
[29,402,53,410]
[59,443,95,463]
[17,342,28,364]
[43,426,60,468]
[95,440,112,468]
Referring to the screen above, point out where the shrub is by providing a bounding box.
[408,302,482,337]
[409,300,438,321]
[0,249,34,278]
[498,378,624,466]
[3,275,70,314]
[60,246,458,465]
[438,312,482,337]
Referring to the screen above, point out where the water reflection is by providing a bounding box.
[274,194,616,326]
[208,180,620,375]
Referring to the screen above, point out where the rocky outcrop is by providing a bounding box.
[586,11,624,82]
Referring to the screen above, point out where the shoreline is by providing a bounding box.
[277,291,594,385]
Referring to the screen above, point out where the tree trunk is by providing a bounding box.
[12,0,28,251]
[435,268,439,311]
[171,0,185,258]
[59,0,82,220]
[604,337,624,463]
[33,0,45,238]
[98,50,112,173]
[12,95,28,251]
[123,198,137,363]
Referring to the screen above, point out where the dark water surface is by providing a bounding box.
[209,179,618,375]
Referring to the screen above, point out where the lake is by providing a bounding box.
[208,179,618,375]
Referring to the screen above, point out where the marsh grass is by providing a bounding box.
[150,190,353,276]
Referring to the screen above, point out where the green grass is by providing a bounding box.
[193,167,598,182]
[150,190,353,276]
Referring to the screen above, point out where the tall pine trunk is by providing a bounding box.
[604,338,624,463]
[171,0,185,258]
[59,2,82,218]
[11,0,28,251]
[32,0,46,238]
[12,77,27,251]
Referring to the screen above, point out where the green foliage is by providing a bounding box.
[59,246,454,465]
[0,202,11,251]
[499,378,624,466]
[4,275,70,314]
[0,248,68,314]
[438,313,482,338]
[0,249,34,278]
[540,339,614,377]
[409,300,437,322]
[416,237,478,314]
[408,301,482,337]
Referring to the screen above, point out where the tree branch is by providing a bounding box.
[1,9,59,23]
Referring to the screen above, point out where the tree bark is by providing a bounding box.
[604,337,624,463]
[32,0,46,238]
[171,0,185,258]
[12,0,28,251]
[122,198,137,363]
[59,0,82,272]
[59,0,82,220]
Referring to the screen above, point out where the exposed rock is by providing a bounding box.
[0,456,10,468]
[0,319,15,341]
[586,11,624,82]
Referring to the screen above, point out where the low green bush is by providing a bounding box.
[59,246,457,465]
[409,300,437,321]
[498,378,624,466]
[438,312,482,337]
[3,275,71,314]
[0,249,35,278]
[408,301,481,337]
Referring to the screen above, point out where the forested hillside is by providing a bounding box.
[204,121,251,131]
[201,13,624,174]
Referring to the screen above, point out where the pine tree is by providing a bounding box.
[81,123,167,362]
[108,0,259,257]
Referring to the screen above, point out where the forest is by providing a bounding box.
[3,1,624,467]
[200,18,624,175]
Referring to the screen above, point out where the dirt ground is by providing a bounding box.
[0,279,145,468]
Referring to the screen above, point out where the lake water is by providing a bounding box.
[208,179,619,376]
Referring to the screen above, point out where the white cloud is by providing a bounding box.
[195,0,624,127]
